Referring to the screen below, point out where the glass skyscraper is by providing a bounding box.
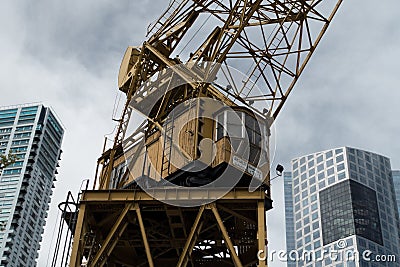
[284,147,400,267]
[284,171,297,267]
[0,104,64,266]
[393,170,400,214]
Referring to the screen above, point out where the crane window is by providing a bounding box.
[215,110,264,165]
[226,111,242,138]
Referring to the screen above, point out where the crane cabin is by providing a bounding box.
[97,45,273,192]
[107,98,271,191]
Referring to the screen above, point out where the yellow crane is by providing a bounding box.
[53,1,343,266]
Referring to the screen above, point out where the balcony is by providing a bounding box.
[35,127,42,134]
[5,240,13,248]
[13,210,21,218]
[11,219,19,227]
[3,248,10,255]
[22,178,29,186]
[20,186,28,194]
[28,155,36,163]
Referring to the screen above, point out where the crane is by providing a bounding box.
[55,1,343,266]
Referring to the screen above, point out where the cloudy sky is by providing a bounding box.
[1,1,399,266]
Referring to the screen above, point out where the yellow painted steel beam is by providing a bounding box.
[79,188,267,203]
[97,222,129,267]
[218,204,256,225]
[89,203,132,267]
[210,204,243,267]
[144,43,237,108]
[257,200,267,267]
[272,0,344,120]
[69,204,86,267]
[135,204,155,267]
[176,205,205,267]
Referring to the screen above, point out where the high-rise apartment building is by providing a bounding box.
[284,147,400,267]
[0,103,64,266]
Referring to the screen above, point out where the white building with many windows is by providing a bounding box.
[284,147,400,267]
[0,103,64,266]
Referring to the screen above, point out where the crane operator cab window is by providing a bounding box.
[215,108,268,168]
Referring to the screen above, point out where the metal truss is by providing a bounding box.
[68,188,269,267]
[112,0,343,147]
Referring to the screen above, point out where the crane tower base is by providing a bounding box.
[68,187,272,267]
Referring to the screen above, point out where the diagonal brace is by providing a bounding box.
[135,204,155,267]
[209,204,243,267]
[176,205,205,267]
[97,222,129,267]
[89,203,132,267]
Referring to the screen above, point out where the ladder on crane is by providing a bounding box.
[147,0,185,37]
[161,114,175,178]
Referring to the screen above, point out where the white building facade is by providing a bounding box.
[0,104,64,266]
[285,147,400,267]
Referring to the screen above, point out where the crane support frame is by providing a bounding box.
[68,187,271,267]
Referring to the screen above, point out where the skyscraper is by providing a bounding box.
[0,103,64,266]
[284,147,400,267]
[284,171,296,267]
[393,170,400,214]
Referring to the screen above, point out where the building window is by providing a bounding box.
[338,172,346,180]
[2,168,22,175]
[317,164,324,172]
[293,161,298,170]
[320,180,383,246]
[351,180,383,245]
[308,160,314,168]
[310,185,316,194]
[320,180,355,245]
[310,194,317,202]
[311,203,318,211]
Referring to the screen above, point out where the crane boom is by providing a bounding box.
[116,0,343,143]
